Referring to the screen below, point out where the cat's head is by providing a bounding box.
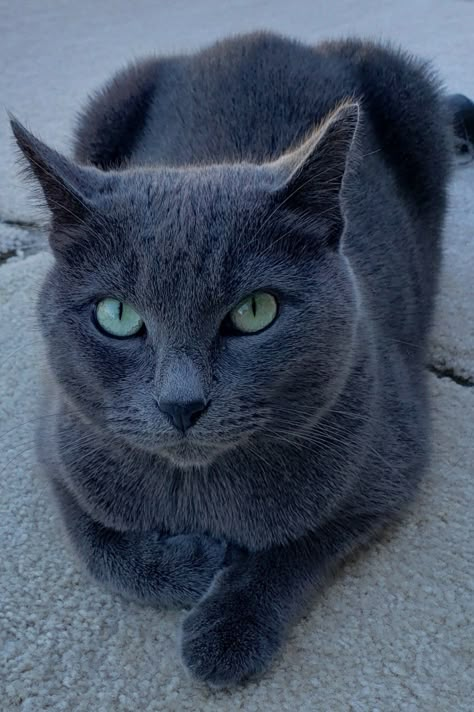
[12,103,361,469]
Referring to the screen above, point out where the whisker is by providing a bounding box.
[0,443,41,479]
[1,339,46,369]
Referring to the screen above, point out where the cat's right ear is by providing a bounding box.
[267,102,360,250]
[10,117,103,245]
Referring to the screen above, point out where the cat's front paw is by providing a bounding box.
[131,532,229,607]
[160,534,228,604]
[181,591,282,687]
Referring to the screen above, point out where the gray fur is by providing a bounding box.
[12,32,453,686]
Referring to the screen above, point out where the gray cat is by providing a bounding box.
[11,32,474,687]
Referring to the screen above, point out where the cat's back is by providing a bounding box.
[74,31,449,213]
[75,32,335,167]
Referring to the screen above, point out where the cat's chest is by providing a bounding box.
[54,417,345,549]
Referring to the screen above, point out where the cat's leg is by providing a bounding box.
[51,478,229,607]
[181,510,388,687]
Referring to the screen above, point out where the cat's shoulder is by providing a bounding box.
[72,32,449,191]
[73,56,162,169]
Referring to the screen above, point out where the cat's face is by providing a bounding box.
[13,104,360,468]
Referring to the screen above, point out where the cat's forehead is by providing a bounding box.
[150,165,267,235]
[125,167,269,264]
[85,165,277,314]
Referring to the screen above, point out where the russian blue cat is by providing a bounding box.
[12,32,473,686]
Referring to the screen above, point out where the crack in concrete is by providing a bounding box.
[428,364,473,387]
[0,217,43,231]
[0,249,17,265]
[0,218,46,261]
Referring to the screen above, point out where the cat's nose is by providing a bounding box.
[157,399,207,433]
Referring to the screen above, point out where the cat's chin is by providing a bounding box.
[158,442,229,469]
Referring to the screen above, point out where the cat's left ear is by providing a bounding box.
[10,117,104,231]
[269,101,360,249]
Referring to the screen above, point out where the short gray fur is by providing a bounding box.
[12,32,455,686]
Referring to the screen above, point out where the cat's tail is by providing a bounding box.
[447,93,474,163]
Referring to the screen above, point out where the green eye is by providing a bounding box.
[228,292,278,334]
[95,298,144,338]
